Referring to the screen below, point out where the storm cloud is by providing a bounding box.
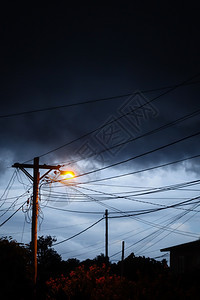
[0,3,200,262]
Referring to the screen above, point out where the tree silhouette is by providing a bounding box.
[37,235,61,266]
[0,237,32,299]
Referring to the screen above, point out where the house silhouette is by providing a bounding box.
[160,240,200,274]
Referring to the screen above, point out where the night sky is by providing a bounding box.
[1,3,200,262]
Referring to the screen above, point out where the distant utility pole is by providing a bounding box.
[105,209,108,260]
[12,157,61,285]
[121,241,125,277]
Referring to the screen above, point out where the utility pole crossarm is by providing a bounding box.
[12,162,62,170]
[13,162,62,182]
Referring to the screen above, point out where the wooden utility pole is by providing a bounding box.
[32,157,39,284]
[105,209,108,260]
[12,157,61,285]
[121,241,125,277]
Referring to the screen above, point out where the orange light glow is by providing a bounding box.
[60,170,75,180]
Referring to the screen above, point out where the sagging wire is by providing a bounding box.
[129,201,200,257]
[137,202,200,255]
[16,168,32,189]
[22,196,32,224]
[53,217,104,246]
[0,170,17,208]
[0,188,31,218]
[109,201,200,259]
[21,193,44,230]
[0,201,27,227]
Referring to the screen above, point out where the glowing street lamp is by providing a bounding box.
[60,170,75,180]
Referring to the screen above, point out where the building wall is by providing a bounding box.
[170,247,200,274]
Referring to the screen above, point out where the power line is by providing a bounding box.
[0,94,129,119]
[70,185,126,213]
[109,204,198,258]
[68,186,157,231]
[132,214,199,239]
[0,188,31,218]
[108,197,200,218]
[65,183,200,219]
[41,177,200,252]
[51,180,199,258]
[0,201,27,227]
[137,203,200,254]
[60,237,105,256]
[125,180,200,197]
[41,189,200,215]
[43,205,104,214]
[75,180,200,208]
[39,221,95,232]
[76,131,200,178]
[1,79,200,119]
[48,194,200,257]
[76,184,200,216]
[53,217,104,246]
[133,202,200,255]
[0,170,17,208]
[60,224,158,257]
[76,154,200,184]
[64,106,200,167]
[39,194,193,203]
[25,73,200,161]
[152,253,168,260]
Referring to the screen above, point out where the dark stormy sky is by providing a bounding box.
[0,2,200,262]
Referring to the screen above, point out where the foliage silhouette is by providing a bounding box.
[1,235,199,299]
[0,236,33,299]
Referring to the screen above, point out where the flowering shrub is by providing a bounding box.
[46,264,134,299]
[46,262,200,299]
